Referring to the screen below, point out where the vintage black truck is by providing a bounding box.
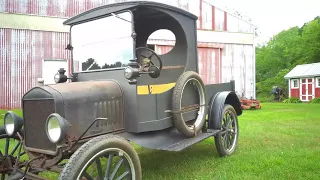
[1,1,242,179]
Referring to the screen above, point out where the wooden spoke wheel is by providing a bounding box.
[59,135,142,180]
[214,104,239,156]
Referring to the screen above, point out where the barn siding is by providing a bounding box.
[291,89,299,98]
[0,0,255,33]
[315,88,320,98]
[0,28,71,109]
[154,43,255,98]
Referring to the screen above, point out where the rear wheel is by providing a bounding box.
[214,104,239,157]
[59,135,142,180]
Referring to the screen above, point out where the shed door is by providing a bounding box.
[42,59,68,85]
[300,78,314,101]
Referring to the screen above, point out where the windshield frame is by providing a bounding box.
[69,10,136,74]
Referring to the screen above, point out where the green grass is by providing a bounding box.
[1,103,320,179]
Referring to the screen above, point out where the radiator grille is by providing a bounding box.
[23,99,56,151]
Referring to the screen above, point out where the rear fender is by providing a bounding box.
[208,91,242,130]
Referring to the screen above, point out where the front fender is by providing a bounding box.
[208,91,242,129]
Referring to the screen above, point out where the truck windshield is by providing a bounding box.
[71,11,134,72]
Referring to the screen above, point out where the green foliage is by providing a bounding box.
[309,98,320,104]
[257,95,274,103]
[283,97,302,103]
[256,16,320,96]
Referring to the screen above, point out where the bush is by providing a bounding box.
[283,97,302,103]
[258,95,274,103]
[309,98,320,104]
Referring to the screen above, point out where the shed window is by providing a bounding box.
[292,79,299,88]
[317,77,320,88]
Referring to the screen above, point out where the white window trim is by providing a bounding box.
[291,79,299,89]
[316,77,320,88]
[299,78,315,101]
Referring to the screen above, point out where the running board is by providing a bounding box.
[161,130,220,151]
[120,128,220,152]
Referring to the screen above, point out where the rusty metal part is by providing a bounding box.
[165,104,207,114]
[162,65,185,70]
[22,155,44,178]
[0,155,15,173]
[65,118,109,152]
[0,131,26,176]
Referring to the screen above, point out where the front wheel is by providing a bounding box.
[214,104,239,157]
[59,135,142,180]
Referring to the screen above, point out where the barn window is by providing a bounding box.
[292,79,299,88]
[316,77,320,87]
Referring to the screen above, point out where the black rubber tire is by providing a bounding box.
[172,71,207,137]
[214,104,239,157]
[59,134,142,180]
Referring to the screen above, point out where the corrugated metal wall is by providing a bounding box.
[0,0,255,33]
[155,43,255,98]
[0,29,70,109]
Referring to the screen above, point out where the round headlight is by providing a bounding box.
[45,113,70,143]
[47,116,62,143]
[124,67,134,79]
[4,113,15,136]
[3,111,24,136]
[54,73,61,83]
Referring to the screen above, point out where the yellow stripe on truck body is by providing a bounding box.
[137,83,176,95]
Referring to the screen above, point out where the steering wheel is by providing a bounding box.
[135,47,163,71]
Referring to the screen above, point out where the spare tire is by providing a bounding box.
[172,71,207,137]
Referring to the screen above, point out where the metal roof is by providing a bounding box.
[284,62,320,79]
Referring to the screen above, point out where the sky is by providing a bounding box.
[220,0,320,44]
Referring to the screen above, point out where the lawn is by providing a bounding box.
[1,103,319,179]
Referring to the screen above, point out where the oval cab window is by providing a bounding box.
[147,29,176,55]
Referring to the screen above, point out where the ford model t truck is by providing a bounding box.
[1,1,242,179]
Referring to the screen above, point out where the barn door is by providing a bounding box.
[197,47,222,84]
[300,78,314,101]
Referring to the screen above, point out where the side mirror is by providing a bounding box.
[54,68,68,83]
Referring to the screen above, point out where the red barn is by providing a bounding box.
[284,62,320,102]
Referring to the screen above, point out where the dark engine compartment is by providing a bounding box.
[22,80,124,154]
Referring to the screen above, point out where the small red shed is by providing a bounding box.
[284,62,320,102]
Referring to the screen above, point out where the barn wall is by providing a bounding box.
[0,28,71,109]
[221,44,254,98]
[0,0,255,33]
[154,43,255,98]
[315,88,320,98]
[290,89,299,98]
